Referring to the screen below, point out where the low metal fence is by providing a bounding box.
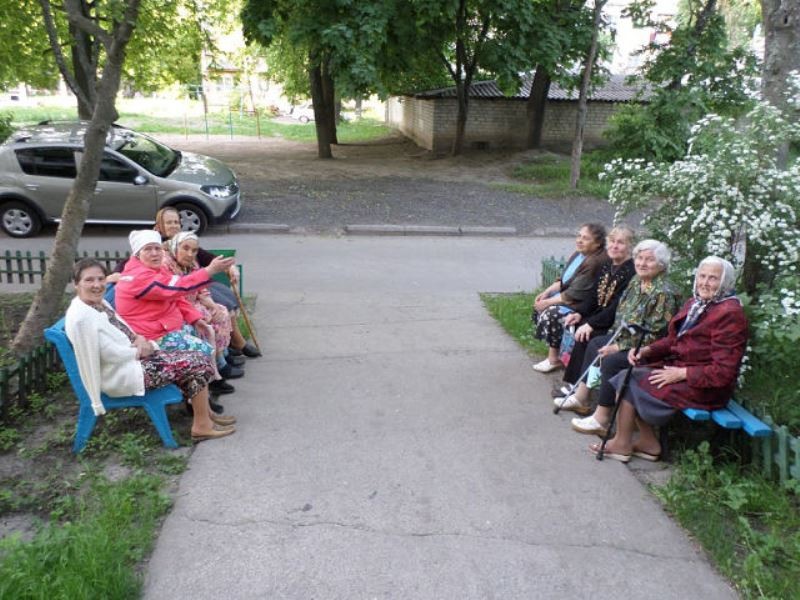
[1,250,129,285]
[0,343,60,416]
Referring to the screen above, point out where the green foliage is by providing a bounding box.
[604,2,758,161]
[0,474,172,600]
[0,112,12,143]
[481,292,548,356]
[655,443,800,598]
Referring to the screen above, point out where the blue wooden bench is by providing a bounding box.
[682,399,773,437]
[44,318,184,453]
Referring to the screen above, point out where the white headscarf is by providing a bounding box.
[129,230,162,256]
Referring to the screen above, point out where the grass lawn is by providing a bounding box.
[0,292,193,598]
[496,150,613,199]
[3,98,392,143]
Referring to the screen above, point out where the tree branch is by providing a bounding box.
[38,0,92,109]
[64,0,112,48]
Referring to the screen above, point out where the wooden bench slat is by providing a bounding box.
[711,407,743,429]
[726,400,773,438]
[683,407,711,421]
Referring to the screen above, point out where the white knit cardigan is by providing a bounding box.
[65,297,146,416]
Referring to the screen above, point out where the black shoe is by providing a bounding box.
[209,380,236,394]
[209,398,225,414]
[227,354,246,367]
[228,346,243,357]
[219,364,245,379]
[241,341,262,358]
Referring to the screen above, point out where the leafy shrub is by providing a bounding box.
[0,112,12,143]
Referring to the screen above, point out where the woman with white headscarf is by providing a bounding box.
[587,256,748,463]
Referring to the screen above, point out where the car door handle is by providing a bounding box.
[24,184,39,190]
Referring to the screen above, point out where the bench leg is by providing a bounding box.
[142,402,179,449]
[73,405,97,454]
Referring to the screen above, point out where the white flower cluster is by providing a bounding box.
[606,100,800,275]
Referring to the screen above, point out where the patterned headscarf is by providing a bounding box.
[167,231,199,272]
[678,256,737,337]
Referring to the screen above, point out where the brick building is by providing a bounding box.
[385,75,649,153]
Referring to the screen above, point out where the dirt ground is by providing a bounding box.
[155,132,533,185]
[153,133,618,234]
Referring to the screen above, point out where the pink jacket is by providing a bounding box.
[115,257,211,340]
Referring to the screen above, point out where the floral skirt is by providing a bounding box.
[140,350,215,399]
[156,325,214,357]
[194,301,232,352]
[533,305,572,348]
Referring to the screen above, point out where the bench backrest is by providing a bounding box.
[43,319,94,411]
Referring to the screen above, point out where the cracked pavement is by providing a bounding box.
[141,234,737,600]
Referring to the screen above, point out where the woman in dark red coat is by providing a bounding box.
[589,256,748,462]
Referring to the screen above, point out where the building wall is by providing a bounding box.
[386,96,622,152]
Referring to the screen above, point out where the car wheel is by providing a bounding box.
[299,115,310,123]
[174,203,208,234]
[1,201,42,238]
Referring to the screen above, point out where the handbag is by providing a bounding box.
[587,363,602,389]
[559,326,576,367]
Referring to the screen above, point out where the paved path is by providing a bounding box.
[141,234,735,600]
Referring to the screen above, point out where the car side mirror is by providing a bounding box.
[133,174,148,185]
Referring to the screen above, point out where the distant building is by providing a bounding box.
[386,75,651,153]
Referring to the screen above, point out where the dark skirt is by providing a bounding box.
[610,367,676,426]
[563,329,609,383]
[210,281,237,311]
[533,305,571,349]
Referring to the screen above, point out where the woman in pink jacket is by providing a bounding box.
[115,230,235,370]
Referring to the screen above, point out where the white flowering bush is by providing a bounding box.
[602,101,800,280]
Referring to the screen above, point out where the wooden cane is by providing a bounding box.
[231,283,261,353]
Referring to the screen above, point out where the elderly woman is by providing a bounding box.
[588,256,748,462]
[66,259,236,442]
[115,230,238,383]
[154,207,260,358]
[163,231,236,379]
[557,225,636,390]
[557,240,681,431]
[532,223,608,372]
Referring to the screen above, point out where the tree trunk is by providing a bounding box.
[526,66,551,149]
[70,22,96,119]
[452,80,469,156]
[760,0,799,168]
[321,60,338,144]
[309,61,333,159]
[570,0,607,189]
[13,0,142,354]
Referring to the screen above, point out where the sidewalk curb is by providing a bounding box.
[344,224,518,237]
[206,223,576,238]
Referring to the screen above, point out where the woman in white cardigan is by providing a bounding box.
[65,258,236,442]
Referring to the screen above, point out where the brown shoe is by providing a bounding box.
[191,425,236,442]
[211,413,237,426]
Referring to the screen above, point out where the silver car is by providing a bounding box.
[0,121,241,237]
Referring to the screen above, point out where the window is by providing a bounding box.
[99,154,139,183]
[15,147,77,178]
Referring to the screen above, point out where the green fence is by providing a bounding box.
[540,256,567,287]
[1,250,130,284]
[0,343,60,416]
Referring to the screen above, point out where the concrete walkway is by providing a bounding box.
[143,235,736,600]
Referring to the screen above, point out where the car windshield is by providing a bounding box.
[110,129,179,177]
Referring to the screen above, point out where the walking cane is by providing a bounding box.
[596,323,653,461]
[231,283,262,353]
[553,320,629,415]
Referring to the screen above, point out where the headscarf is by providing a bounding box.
[678,256,737,337]
[167,231,199,273]
[129,230,162,256]
[153,207,179,239]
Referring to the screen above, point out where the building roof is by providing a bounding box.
[412,74,651,102]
